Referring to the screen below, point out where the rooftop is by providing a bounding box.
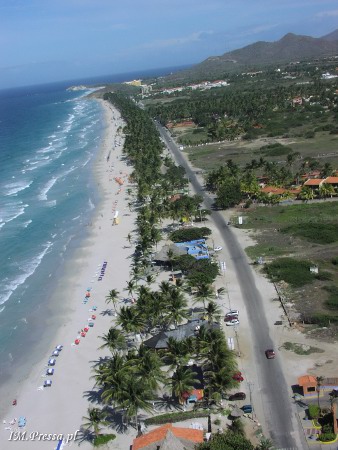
[132,424,204,450]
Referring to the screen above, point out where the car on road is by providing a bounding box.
[265,349,276,359]
[226,319,240,326]
[229,392,246,401]
[225,310,239,317]
[242,405,253,414]
[224,315,238,322]
[213,246,222,252]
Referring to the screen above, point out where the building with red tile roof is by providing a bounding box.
[324,177,338,186]
[303,179,324,188]
[132,424,204,450]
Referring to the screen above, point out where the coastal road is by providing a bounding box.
[155,124,302,449]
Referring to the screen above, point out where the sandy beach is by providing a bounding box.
[0,99,138,449]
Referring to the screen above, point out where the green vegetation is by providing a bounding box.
[318,433,337,442]
[186,259,220,286]
[308,404,321,419]
[323,285,338,310]
[245,244,287,260]
[197,431,255,450]
[282,342,324,355]
[144,410,209,425]
[264,258,314,287]
[259,142,292,157]
[282,223,338,245]
[169,227,212,242]
[93,434,116,447]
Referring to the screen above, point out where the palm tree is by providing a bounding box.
[257,436,275,449]
[117,306,145,337]
[132,345,166,391]
[105,289,120,313]
[163,337,191,369]
[319,183,335,199]
[99,327,127,354]
[299,186,315,202]
[194,283,214,309]
[125,280,136,299]
[82,407,107,437]
[171,366,198,405]
[126,233,132,245]
[165,288,189,329]
[117,377,154,428]
[204,301,221,324]
[316,375,324,412]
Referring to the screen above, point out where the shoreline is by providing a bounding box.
[0,98,137,449]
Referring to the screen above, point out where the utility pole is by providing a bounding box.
[247,381,254,420]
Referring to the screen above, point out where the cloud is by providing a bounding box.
[316,9,338,17]
[139,31,214,50]
[239,23,279,38]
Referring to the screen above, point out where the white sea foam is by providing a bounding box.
[0,201,29,229]
[88,198,95,210]
[0,242,53,306]
[82,155,92,167]
[4,180,33,196]
[72,215,81,221]
[22,219,32,228]
[38,178,57,201]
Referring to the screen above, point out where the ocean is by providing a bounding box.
[0,65,190,400]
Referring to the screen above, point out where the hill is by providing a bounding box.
[164,30,338,82]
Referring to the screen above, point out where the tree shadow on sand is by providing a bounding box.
[83,388,103,405]
[152,394,183,413]
[100,308,115,317]
[104,406,129,434]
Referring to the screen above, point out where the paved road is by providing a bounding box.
[156,125,302,449]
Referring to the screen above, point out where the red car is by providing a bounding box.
[265,349,276,359]
[232,371,244,382]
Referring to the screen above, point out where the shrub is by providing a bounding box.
[264,258,314,287]
[305,130,315,138]
[308,404,320,419]
[93,434,116,447]
[260,143,292,156]
[323,285,338,310]
[173,254,196,272]
[145,410,209,425]
[282,223,338,244]
[170,227,212,242]
[310,313,338,326]
[318,432,337,442]
[331,257,338,266]
[187,259,220,285]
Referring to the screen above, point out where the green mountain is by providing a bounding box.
[165,30,338,82]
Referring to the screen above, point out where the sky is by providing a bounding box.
[0,0,338,89]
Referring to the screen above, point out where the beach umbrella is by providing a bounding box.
[75,339,80,345]
[84,327,89,332]
[56,345,63,351]
[81,332,86,337]
[85,293,90,298]
[52,350,59,356]
[91,315,96,320]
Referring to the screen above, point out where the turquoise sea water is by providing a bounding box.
[0,81,105,382]
[0,65,191,390]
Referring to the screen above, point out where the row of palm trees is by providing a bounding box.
[83,93,238,439]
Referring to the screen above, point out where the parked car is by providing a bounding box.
[229,392,246,401]
[226,319,240,326]
[232,371,244,382]
[224,315,238,322]
[265,349,276,359]
[242,405,253,414]
[213,246,222,252]
[225,310,239,317]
